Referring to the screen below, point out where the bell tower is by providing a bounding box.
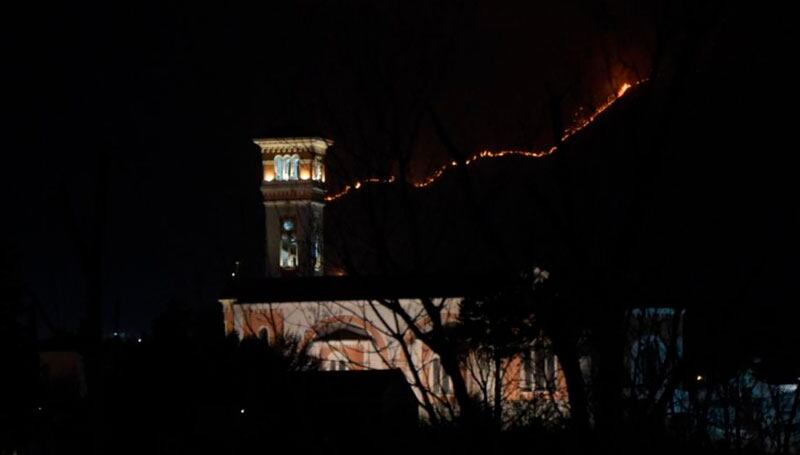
[255,137,330,277]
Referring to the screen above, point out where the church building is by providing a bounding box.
[220,137,570,420]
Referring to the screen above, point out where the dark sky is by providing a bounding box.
[3,1,797,343]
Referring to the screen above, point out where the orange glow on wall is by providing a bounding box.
[300,162,312,180]
[264,167,275,182]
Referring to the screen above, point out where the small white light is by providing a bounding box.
[240,408,245,414]
[137,338,143,343]
[696,375,703,381]
[113,332,118,337]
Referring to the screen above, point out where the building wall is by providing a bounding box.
[222,297,569,419]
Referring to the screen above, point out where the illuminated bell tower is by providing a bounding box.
[255,137,330,277]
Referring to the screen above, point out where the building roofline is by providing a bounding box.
[222,273,514,304]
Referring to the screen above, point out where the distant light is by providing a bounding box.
[696,375,703,381]
[240,408,245,414]
[533,267,550,283]
[36,406,43,412]
[231,272,236,277]
[780,384,798,393]
[113,332,118,337]
[137,338,143,343]
[617,82,632,97]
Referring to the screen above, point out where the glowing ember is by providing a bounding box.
[325,81,644,202]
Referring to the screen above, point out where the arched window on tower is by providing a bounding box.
[312,157,324,181]
[279,218,298,270]
[274,156,285,181]
[288,155,300,180]
[283,155,291,180]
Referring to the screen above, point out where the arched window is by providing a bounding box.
[279,218,298,269]
[274,156,285,181]
[288,154,300,180]
[283,155,292,180]
[312,157,324,181]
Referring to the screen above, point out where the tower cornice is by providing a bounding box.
[254,137,333,156]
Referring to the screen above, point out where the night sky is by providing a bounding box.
[3,0,797,354]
